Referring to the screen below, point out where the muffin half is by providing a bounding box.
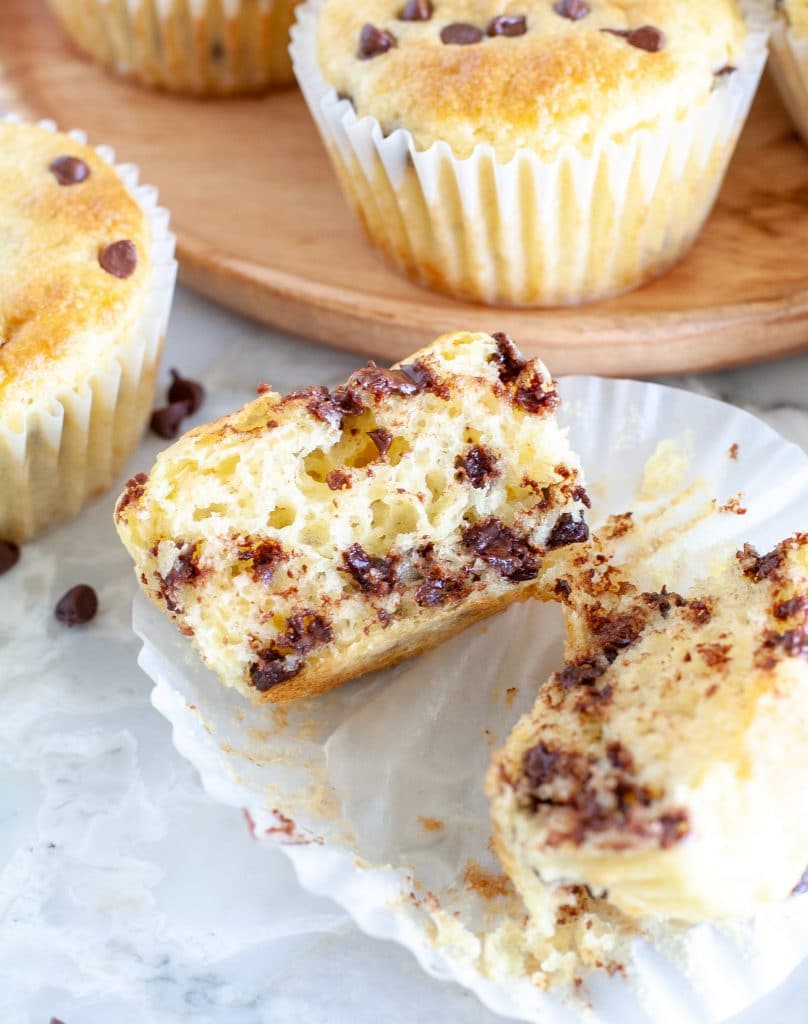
[115,331,589,703]
[489,530,808,922]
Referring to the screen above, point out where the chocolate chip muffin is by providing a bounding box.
[770,1,808,144]
[47,0,301,95]
[0,117,176,542]
[115,331,590,704]
[488,531,808,922]
[292,0,769,305]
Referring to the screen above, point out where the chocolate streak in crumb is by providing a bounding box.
[343,543,400,597]
[250,611,333,691]
[462,518,539,582]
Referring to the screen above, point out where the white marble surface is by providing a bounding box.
[1,288,806,1024]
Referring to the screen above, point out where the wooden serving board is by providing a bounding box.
[2,0,808,375]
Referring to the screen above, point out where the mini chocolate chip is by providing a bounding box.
[554,0,590,20]
[455,445,498,488]
[168,369,205,414]
[358,23,397,59]
[399,0,432,20]
[49,155,90,186]
[626,25,664,51]
[716,64,737,76]
[0,540,20,575]
[368,428,393,456]
[547,512,589,549]
[150,401,192,439]
[488,14,527,37]
[490,332,526,384]
[440,22,483,45]
[349,363,421,397]
[602,25,664,52]
[55,584,98,626]
[99,239,137,279]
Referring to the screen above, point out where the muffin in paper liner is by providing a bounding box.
[46,0,301,95]
[134,375,808,1023]
[0,115,176,543]
[769,12,808,145]
[291,1,770,307]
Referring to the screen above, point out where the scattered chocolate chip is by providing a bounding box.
[589,609,646,662]
[55,584,98,626]
[150,401,192,440]
[0,540,20,575]
[238,538,286,583]
[49,155,90,186]
[168,369,205,414]
[415,571,467,607]
[440,22,483,45]
[554,578,571,600]
[368,428,393,456]
[641,586,684,618]
[116,472,148,518]
[250,611,333,690]
[285,610,334,653]
[398,360,447,396]
[99,239,137,279]
[546,512,589,550]
[554,0,589,20]
[350,362,421,397]
[696,642,731,667]
[250,653,300,691]
[514,373,560,415]
[343,543,400,597]
[327,469,352,490]
[462,518,538,581]
[399,0,432,20]
[358,23,397,59]
[302,385,366,428]
[163,545,200,598]
[715,65,736,76]
[774,596,806,620]
[759,627,808,659]
[455,445,498,488]
[737,542,784,582]
[601,26,664,52]
[558,657,607,687]
[685,598,712,626]
[487,14,527,37]
[490,332,526,384]
[571,485,591,509]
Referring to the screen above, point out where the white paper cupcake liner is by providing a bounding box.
[0,115,177,542]
[135,376,808,1024]
[46,0,300,95]
[769,19,808,145]
[291,1,770,307]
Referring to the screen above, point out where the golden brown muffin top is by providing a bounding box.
[0,122,152,428]
[317,0,748,160]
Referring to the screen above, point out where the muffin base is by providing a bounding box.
[769,20,808,145]
[292,0,769,308]
[47,0,299,95]
[0,117,177,543]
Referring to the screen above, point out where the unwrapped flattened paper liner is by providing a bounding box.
[136,377,808,1023]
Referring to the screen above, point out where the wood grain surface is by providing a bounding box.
[2,0,807,375]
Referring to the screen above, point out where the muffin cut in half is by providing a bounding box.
[489,530,808,922]
[116,331,589,703]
